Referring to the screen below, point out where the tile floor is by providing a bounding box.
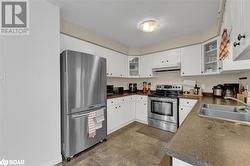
[58,122,170,166]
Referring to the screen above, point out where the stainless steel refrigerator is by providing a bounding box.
[60,50,107,161]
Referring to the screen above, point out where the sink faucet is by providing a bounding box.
[224,96,250,111]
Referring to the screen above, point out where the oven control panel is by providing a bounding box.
[156,85,183,91]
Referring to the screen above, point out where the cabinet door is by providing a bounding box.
[128,56,140,77]
[135,101,148,124]
[201,37,221,74]
[173,158,193,166]
[179,106,192,126]
[240,0,250,55]
[153,49,180,67]
[107,103,119,133]
[95,46,126,77]
[140,54,153,78]
[180,44,202,76]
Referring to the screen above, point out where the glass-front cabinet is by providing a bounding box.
[128,56,140,77]
[201,37,222,74]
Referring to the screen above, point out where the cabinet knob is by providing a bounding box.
[218,67,222,70]
[166,60,169,63]
[107,73,109,75]
[180,108,183,110]
[144,103,146,105]
[161,61,164,63]
[187,102,189,104]
[238,34,246,41]
[182,72,184,74]
[201,71,204,74]
[119,106,121,108]
[233,42,240,47]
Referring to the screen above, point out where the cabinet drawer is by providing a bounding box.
[179,98,197,107]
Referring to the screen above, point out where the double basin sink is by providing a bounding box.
[199,104,250,124]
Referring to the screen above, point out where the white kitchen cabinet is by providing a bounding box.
[173,158,193,166]
[220,0,250,71]
[107,95,147,134]
[60,34,95,54]
[135,95,148,124]
[179,98,197,126]
[128,56,140,77]
[152,49,181,68]
[180,44,202,76]
[140,54,153,78]
[95,46,127,78]
[229,0,250,60]
[135,101,148,124]
[201,37,222,75]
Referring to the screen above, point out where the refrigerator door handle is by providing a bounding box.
[71,104,105,113]
[72,113,90,118]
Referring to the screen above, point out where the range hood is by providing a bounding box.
[152,63,181,72]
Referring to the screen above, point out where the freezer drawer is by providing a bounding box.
[62,108,107,159]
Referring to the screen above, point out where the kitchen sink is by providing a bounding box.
[199,104,250,124]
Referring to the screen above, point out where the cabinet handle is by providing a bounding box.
[233,42,240,47]
[238,34,246,41]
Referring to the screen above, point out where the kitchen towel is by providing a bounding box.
[96,108,105,129]
[219,29,230,60]
[88,111,97,138]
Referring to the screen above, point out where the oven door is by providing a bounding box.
[148,97,177,123]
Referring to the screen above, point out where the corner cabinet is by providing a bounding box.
[128,56,140,78]
[201,37,222,75]
[140,54,153,78]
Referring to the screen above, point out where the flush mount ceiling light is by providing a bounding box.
[138,19,160,32]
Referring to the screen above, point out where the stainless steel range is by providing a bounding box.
[148,85,182,132]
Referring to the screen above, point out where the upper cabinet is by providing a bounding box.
[229,0,250,60]
[201,37,222,74]
[180,44,202,76]
[140,54,153,78]
[220,0,250,71]
[95,46,127,78]
[128,56,140,78]
[152,49,181,68]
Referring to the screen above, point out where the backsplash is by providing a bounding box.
[107,71,250,93]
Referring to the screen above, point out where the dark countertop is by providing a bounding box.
[107,91,149,99]
[166,96,250,166]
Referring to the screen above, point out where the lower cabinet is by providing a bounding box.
[107,95,147,134]
[135,100,148,124]
[179,98,197,126]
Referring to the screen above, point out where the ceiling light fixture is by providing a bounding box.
[138,19,160,32]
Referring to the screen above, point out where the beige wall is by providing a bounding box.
[60,18,219,56]
[60,18,129,54]
[107,71,250,93]
[129,22,219,56]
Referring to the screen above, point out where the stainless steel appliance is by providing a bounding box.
[223,83,239,98]
[212,84,224,97]
[148,85,183,132]
[61,50,107,161]
[107,85,114,96]
[129,83,137,93]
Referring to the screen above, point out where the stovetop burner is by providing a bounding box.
[148,84,183,98]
